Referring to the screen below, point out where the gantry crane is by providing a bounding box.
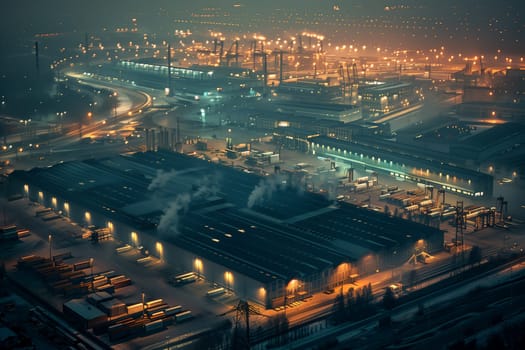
[251,38,268,94]
[272,49,288,84]
[338,64,347,101]
[225,39,241,67]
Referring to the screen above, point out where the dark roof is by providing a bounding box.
[171,209,347,283]
[12,151,443,284]
[457,122,525,150]
[312,135,493,183]
[293,202,441,257]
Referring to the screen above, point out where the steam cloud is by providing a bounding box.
[247,173,304,208]
[149,169,220,235]
[148,169,179,192]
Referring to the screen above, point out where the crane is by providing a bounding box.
[272,49,288,84]
[347,63,359,105]
[225,39,241,67]
[338,64,347,101]
[251,40,268,95]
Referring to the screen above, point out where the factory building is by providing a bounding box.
[450,123,525,164]
[118,60,253,81]
[310,136,493,197]
[277,78,342,102]
[10,151,443,309]
[360,81,420,119]
[276,101,362,123]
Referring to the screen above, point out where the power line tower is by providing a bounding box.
[218,300,267,350]
[496,196,507,223]
[455,201,465,270]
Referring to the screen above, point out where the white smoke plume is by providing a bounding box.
[151,170,221,235]
[157,193,191,233]
[247,174,290,208]
[148,169,179,192]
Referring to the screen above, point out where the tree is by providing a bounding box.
[194,320,231,350]
[332,293,346,324]
[366,283,373,303]
[468,246,482,267]
[383,287,396,310]
[268,313,289,346]
[408,269,418,288]
[346,287,355,307]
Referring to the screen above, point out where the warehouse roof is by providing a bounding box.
[172,209,348,283]
[293,202,441,258]
[13,151,443,284]
[64,299,106,321]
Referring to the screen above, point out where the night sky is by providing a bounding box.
[1,1,524,53]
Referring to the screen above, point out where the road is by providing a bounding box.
[275,257,525,350]
[0,71,152,170]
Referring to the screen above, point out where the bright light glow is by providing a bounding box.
[85,211,91,223]
[131,231,139,246]
[287,279,299,291]
[258,287,267,300]
[224,271,233,285]
[38,191,44,201]
[51,197,57,208]
[24,184,29,194]
[156,241,164,260]
[194,258,203,275]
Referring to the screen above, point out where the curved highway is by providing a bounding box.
[0,70,153,169]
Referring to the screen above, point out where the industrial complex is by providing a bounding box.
[10,151,443,309]
[1,3,524,348]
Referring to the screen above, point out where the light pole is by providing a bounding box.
[142,291,145,318]
[48,234,52,263]
[90,257,94,291]
[20,118,31,141]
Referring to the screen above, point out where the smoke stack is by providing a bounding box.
[34,41,40,76]
[167,44,172,96]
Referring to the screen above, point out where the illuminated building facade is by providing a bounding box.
[361,81,418,118]
[310,136,494,197]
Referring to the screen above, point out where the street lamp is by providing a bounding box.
[90,257,94,291]
[19,118,31,140]
[48,234,53,264]
[142,291,145,318]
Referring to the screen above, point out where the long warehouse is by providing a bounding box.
[9,151,443,308]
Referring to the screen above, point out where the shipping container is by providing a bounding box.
[73,260,92,271]
[145,299,164,309]
[164,305,183,316]
[126,303,144,316]
[175,310,193,322]
[206,287,226,297]
[144,319,164,333]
